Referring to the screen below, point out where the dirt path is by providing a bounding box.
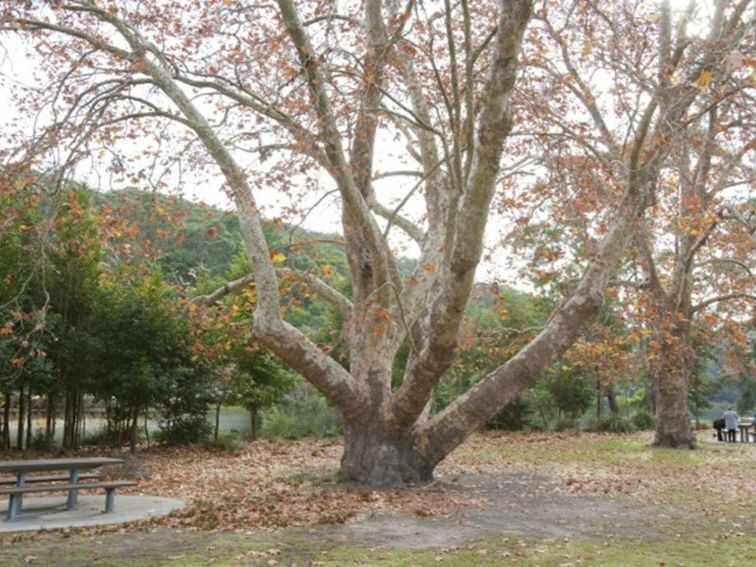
[302,470,674,550]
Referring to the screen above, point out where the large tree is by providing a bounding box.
[0,0,748,483]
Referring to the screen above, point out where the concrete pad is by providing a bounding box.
[0,494,185,533]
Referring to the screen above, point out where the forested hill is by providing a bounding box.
[90,188,350,285]
[90,188,536,316]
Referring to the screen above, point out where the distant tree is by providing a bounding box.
[231,353,294,440]
[546,364,594,423]
[93,266,218,450]
[511,0,754,447]
[33,189,102,448]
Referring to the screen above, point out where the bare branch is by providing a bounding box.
[276,268,354,318]
[692,293,756,314]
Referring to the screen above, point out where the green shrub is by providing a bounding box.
[80,427,116,447]
[30,429,54,451]
[155,415,212,445]
[585,414,635,433]
[631,410,655,430]
[203,432,244,451]
[524,384,558,430]
[486,398,531,431]
[553,417,578,432]
[261,383,342,439]
[547,368,593,421]
[80,426,146,448]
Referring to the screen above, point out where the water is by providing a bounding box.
[3,407,253,444]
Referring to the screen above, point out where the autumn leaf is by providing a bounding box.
[320,264,334,277]
[270,252,286,263]
[696,70,712,92]
[421,263,436,274]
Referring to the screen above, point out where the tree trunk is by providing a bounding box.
[250,407,259,441]
[215,402,222,441]
[45,396,54,444]
[16,385,25,450]
[340,420,432,485]
[129,410,139,454]
[144,413,151,449]
[63,387,73,449]
[606,384,620,415]
[596,376,602,417]
[1,392,10,449]
[652,343,695,448]
[26,385,32,449]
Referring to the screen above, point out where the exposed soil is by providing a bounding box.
[300,469,675,550]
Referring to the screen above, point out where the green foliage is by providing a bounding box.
[585,414,635,433]
[92,188,243,283]
[226,335,296,419]
[486,398,531,431]
[524,383,558,430]
[202,431,245,451]
[687,328,720,418]
[434,285,552,411]
[735,342,755,414]
[546,365,594,421]
[631,410,655,430]
[154,413,213,445]
[261,382,342,439]
[522,363,594,430]
[736,376,756,415]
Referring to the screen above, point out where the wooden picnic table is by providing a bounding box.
[0,457,127,520]
[737,423,755,443]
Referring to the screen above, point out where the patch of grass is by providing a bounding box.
[6,531,753,567]
[0,531,276,567]
[450,432,755,520]
[319,534,755,566]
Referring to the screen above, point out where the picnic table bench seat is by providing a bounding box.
[0,480,137,521]
[0,472,101,485]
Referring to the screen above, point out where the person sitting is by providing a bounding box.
[723,408,739,443]
[713,417,725,442]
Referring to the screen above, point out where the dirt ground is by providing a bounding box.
[304,469,675,549]
[1,469,683,567]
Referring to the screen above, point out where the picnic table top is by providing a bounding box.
[0,458,124,473]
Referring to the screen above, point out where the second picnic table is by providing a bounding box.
[737,422,755,443]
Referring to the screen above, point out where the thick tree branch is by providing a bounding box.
[276,268,354,318]
[418,191,647,464]
[692,293,756,314]
[192,268,353,320]
[275,0,393,305]
[369,197,425,244]
[390,0,533,431]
